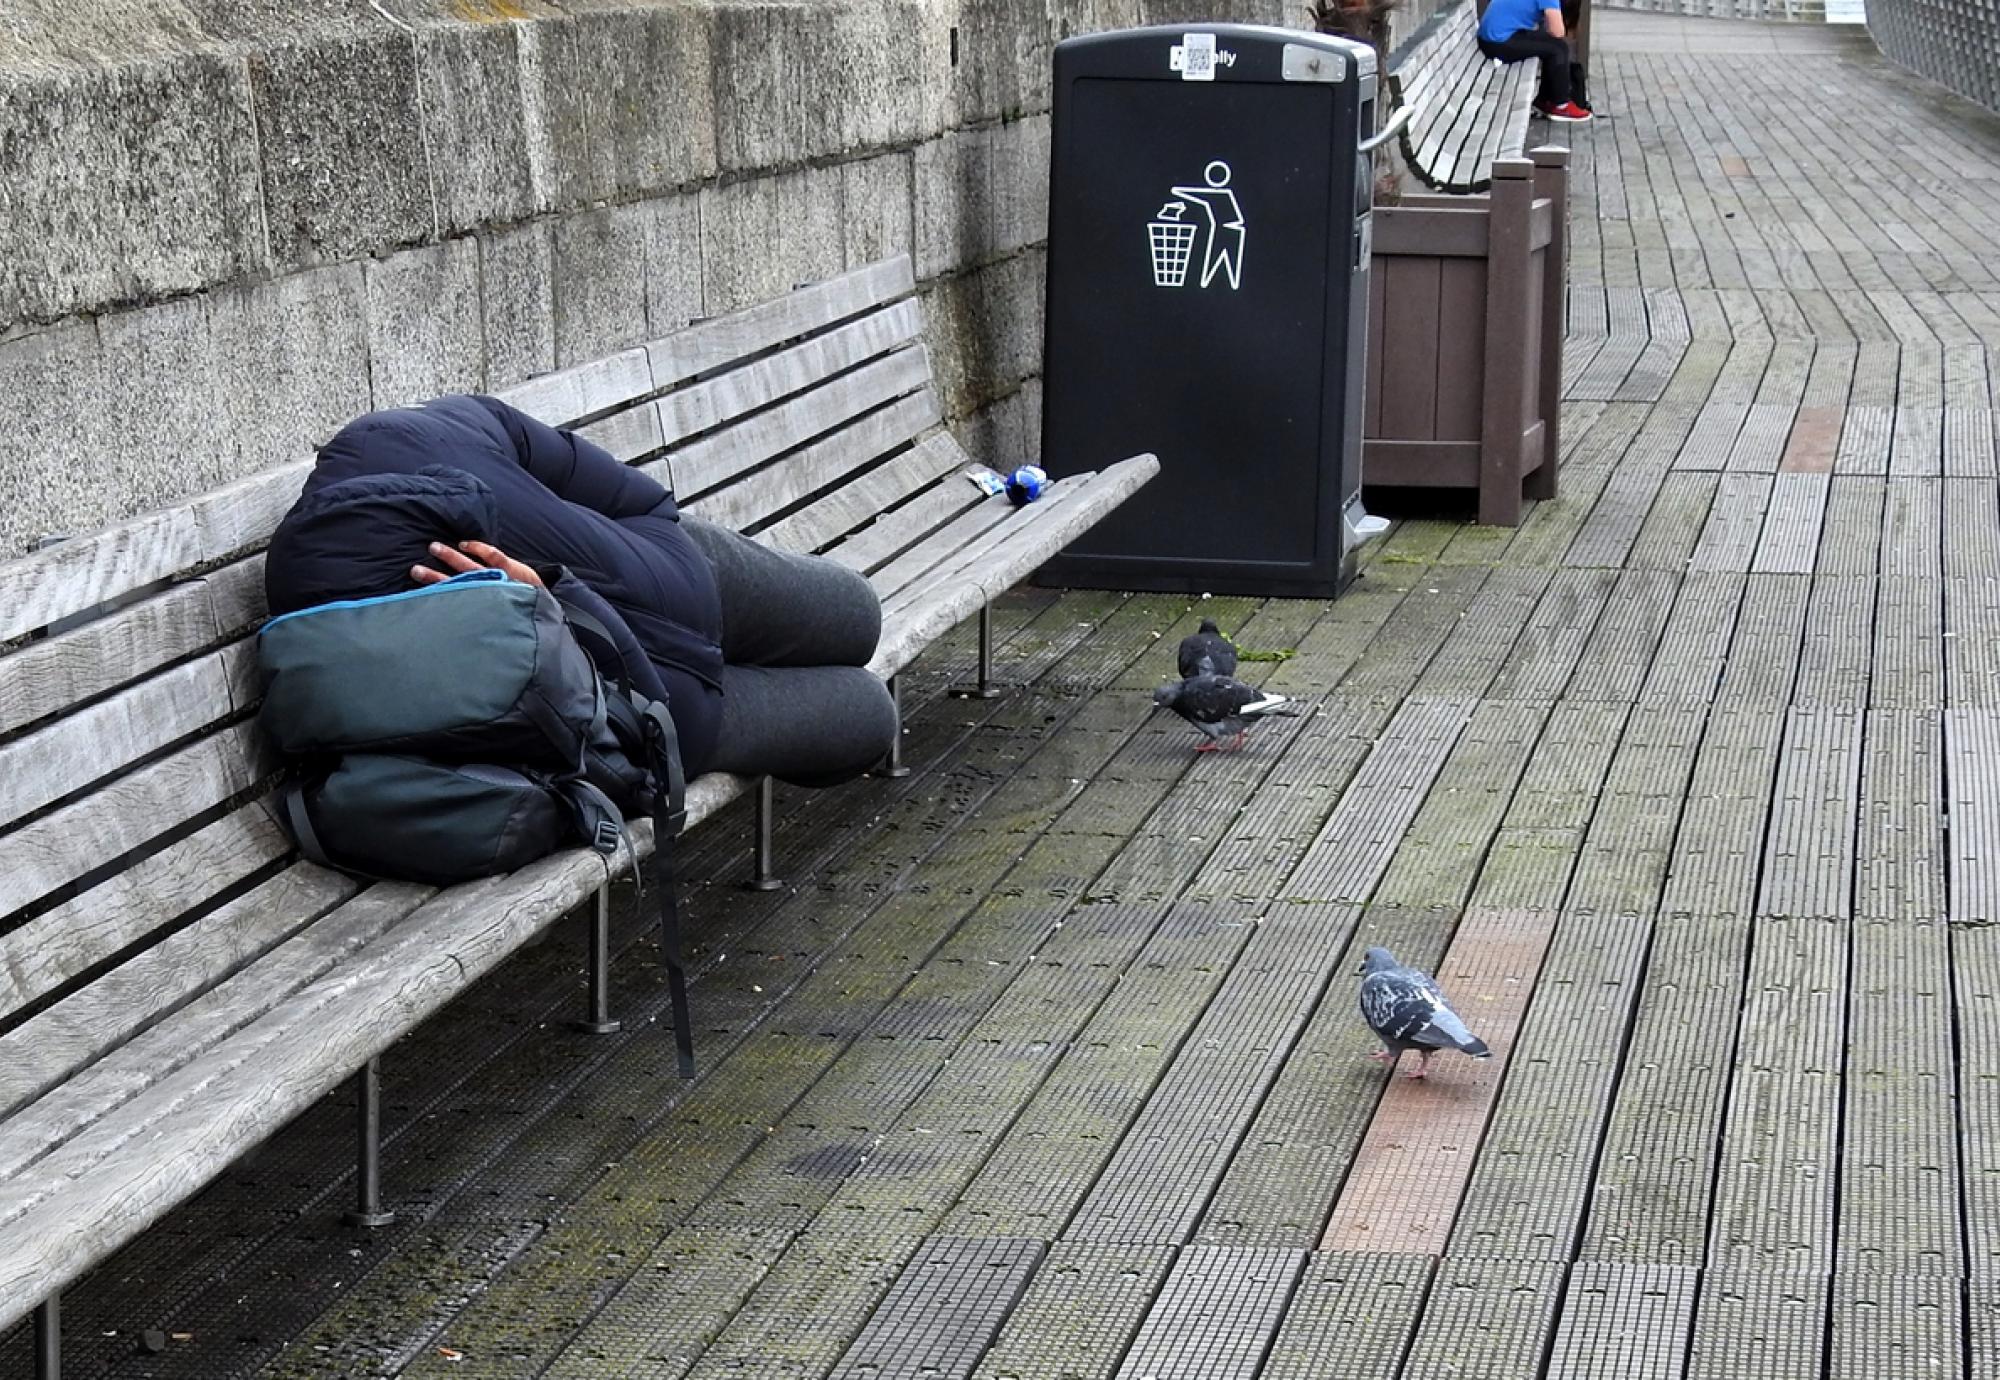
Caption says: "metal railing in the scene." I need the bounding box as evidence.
[1868,0,2000,113]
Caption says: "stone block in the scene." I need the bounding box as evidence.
[952,0,1054,125]
[0,51,265,327]
[989,113,1051,258]
[919,248,1045,419]
[553,204,651,367]
[699,165,848,316]
[479,220,556,392]
[95,295,235,514]
[366,238,485,407]
[642,192,706,338]
[0,323,113,556]
[842,151,916,273]
[415,22,534,235]
[250,30,436,268]
[517,8,716,214]
[707,2,806,174]
[913,127,996,280]
[208,263,372,477]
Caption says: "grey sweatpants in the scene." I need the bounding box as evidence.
[681,517,898,788]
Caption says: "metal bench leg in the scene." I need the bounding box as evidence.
[743,775,783,892]
[573,884,622,1035]
[344,1058,395,1229]
[872,676,912,779]
[35,1296,58,1380]
[951,605,1003,699]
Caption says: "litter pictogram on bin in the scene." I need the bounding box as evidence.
[1146,160,1246,292]
[1149,204,1200,287]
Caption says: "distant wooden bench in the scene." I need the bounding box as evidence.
[0,254,1157,1376]
[1391,1,1539,194]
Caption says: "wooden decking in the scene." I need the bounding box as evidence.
[10,10,2000,1376]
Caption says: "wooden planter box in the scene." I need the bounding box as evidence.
[1363,147,1569,525]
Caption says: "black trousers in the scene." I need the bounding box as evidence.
[1478,31,1574,109]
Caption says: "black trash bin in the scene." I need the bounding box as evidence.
[1035,24,1389,598]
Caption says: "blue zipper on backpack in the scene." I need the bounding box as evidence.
[259,568,512,635]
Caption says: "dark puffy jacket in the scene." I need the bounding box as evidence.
[264,394,725,774]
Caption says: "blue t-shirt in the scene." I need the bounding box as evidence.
[1478,0,1556,42]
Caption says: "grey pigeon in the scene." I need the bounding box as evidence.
[1357,946,1491,1079]
[1151,672,1300,751]
[1177,617,1239,679]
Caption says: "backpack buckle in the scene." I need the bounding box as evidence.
[592,819,623,855]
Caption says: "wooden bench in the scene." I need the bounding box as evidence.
[0,253,1156,1376]
[1390,1,1539,194]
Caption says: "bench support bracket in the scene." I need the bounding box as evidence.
[743,776,783,892]
[35,1296,58,1380]
[572,885,622,1035]
[344,1058,395,1229]
[951,606,1003,700]
[873,676,912,778]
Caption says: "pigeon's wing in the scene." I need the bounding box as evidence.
[1408,998,1491,1057]
[1212,644,1239,676]
[1181,675,1266,724]
[1359,970,1441,1045]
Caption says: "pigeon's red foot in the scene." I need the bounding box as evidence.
[1227,732,1248,751]
[1404,1066,1429,1080]
[1368,1049,1394,1063]
[1194,740,1219,753]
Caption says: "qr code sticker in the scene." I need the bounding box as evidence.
[1173,32,1217,81]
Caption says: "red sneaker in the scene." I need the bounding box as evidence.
[1536,100,1592,122]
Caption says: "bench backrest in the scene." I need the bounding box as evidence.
[0,254,978,1120]
[1393,3,1535,194]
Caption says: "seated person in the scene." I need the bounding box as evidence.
[264,393,898,788]
[1477,0,1592,123]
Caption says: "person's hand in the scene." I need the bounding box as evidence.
[412,540,546,589]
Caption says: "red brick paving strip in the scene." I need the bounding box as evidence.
[1319,908,1558,1254]
[1779,406,1843,473]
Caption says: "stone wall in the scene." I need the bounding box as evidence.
[0,0,1302,556]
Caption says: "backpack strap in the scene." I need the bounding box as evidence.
[557,601,696,1076]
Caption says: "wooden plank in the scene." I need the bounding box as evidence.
[0,557,261,739]
[1685,1271,1827,1380]
[491,346,653,429]
[1322,907,1556,1252]
[654,298,925,450]
[753,428,963,555]
[0,863,359,1123]
[686,390,943,535]
[0,724,273,923]
[0,462,305,646]
[0,641,253,832]
[1260,1252,1433,1379]
[1830,1274,1960,1380]
[659,345,932,499]
[1401,1256,1567,1380]
[1110,1246,1304,1380]
[1546,1262,1698,1380]
[827,1236,1044,1380]
[819,464,990,576]
[968,1243,1175,1379]
[0,804,289,1021]
[0,882,429,1182]
[646,257,916,394]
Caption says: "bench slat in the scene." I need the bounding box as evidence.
[646,257,917,398]
[0,642,255,833]
[0,804,290,1023]
[660,345,933,500]
[0,882,431,1184]
[820,454,991,577]
[754,429,966,556]
[867,456,1161,679]
[0,863,358,1123]
[870,492,1028,601]
[0,465,305,647]
[687,389,943,535]
[0,724,273,923]
[656,298,926,451]
[491,348,654,434]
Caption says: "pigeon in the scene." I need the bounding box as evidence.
[1151,672,1300,751]
[1176,617,1239,679]
[1357,946,1491,1079]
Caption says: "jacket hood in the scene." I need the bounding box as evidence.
[265,465,500,616]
